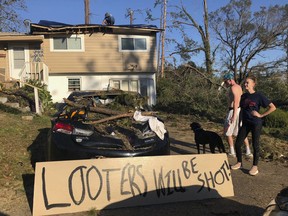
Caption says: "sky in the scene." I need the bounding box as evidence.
[18,0,287,67]
[19,0,286,26]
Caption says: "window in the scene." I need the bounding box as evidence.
[119,36,149,52]
[112,80,120,90]
[110,79,139,92]
[51,35,84,51]
[13,47,25,69]
[122,80,129,91]
[140,79,148,97]
[68,78,81,91]
[130,80,138,92]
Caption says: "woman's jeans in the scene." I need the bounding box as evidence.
[235,122,262,166]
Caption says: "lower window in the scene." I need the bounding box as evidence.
[68,78,81,91]
[110,79,139,92]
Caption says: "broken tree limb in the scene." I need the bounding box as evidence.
[63,98,122,115]
[83,111,158,125]
[85,113,133,124]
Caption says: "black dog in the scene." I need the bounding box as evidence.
[190,122,226,154]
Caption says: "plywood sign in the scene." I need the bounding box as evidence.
[33,154,234,216]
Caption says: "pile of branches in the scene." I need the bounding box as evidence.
[60,93,158,149]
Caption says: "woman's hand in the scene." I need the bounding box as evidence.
[251,110,262,118]
[251,103,276,119]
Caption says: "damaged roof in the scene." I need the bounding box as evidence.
[30,20,162,35]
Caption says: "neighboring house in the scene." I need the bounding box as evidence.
[0,20,161,105]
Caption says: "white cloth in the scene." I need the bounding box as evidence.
[133,111,167,140]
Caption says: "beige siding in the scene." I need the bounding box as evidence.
[0,46,7,81]
[43,33,157,74]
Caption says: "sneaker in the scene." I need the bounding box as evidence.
[228,153,236,158]
[249,166,259,176]
[231,163,242,170]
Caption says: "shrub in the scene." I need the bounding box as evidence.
[0,103,22,114]
[23,79,54,113]
[264,108,288,128]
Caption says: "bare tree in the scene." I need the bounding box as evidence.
[137,0,167,77]
[0,0,26,32]
[160,0,167,78]
[209,0,288,82]
[170,0,213,76]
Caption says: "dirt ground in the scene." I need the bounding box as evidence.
[0,114,287,216]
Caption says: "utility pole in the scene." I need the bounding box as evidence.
[84,0,90,24]
[129,10,134,25]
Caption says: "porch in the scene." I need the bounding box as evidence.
[18,61,49,86]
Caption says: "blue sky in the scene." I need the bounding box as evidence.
[18,0,287,66]
[19,0,286,26]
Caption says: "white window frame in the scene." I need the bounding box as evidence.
[50,34,85,52]
[118,35,149,52]
[68,77,81,92]
[109,79,139,92]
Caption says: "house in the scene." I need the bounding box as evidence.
[0,20,161,105]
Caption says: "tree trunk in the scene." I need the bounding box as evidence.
[63,98,122,115]
[203,0,212,76]
[160,0,167,78]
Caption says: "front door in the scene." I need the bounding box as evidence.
[8,44,29,80]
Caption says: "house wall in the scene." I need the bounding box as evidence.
[42,32,157,73]
[0,41,42,82]
[48,73,156,105]
[0,30,159,106]
[0,45,8,82]
[43,30,158,106]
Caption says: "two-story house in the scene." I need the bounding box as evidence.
[0,20,161,105]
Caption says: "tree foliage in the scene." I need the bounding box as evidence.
[0,0,26,32]
[155,63,226,121]
[154,0,288,129]
[255,74,288,108]
[156,63,288,128]
[209,0,288,83]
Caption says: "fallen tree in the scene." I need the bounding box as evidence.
[63,98,122,116]
[63,97,157,125]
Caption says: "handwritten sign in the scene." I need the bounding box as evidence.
[33,154,234,216]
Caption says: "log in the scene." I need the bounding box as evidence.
[63,98,122,115]
[84,113,133,124]
[84,111,157,124]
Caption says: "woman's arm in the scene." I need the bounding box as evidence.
[251,102,276,118]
